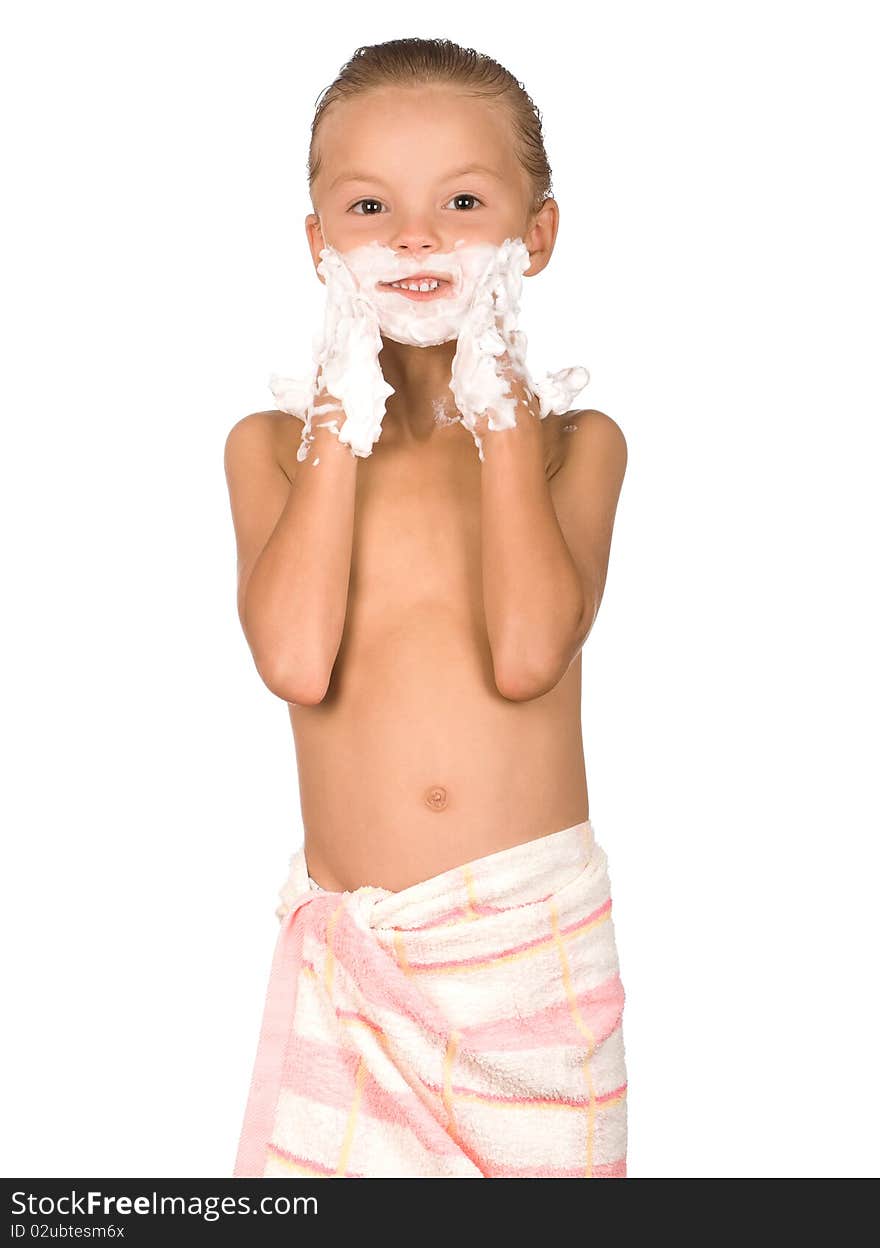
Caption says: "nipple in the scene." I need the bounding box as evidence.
[424,786,448,811]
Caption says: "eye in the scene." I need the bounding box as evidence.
[349,198,385,215]
[444,193,482,210]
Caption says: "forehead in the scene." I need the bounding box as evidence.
[316,85,525,189]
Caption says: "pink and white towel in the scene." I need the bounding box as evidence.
[233,818,628,1178]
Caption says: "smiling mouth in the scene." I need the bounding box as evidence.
[377,275,454,301]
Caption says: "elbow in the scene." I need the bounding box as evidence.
[254,651,331,707]
[493,650,571,703]
[492,596,590,702]
[241,604,334,706]
[266,669,329,707]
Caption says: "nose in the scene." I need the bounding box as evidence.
[387,217,444,255]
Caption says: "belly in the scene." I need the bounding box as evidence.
[287,603,589,892]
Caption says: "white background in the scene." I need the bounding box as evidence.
[2,0,877,1179]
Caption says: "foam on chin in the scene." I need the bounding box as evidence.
[333,238,502,347]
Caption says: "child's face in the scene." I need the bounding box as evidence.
[306,85,556,278]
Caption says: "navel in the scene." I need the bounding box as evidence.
[424,785,448,811]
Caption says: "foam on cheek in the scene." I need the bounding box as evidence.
[268,236,590,462]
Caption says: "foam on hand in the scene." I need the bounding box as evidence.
[447,238,590,462]
[269,247,394,461]
[268,236,590,462]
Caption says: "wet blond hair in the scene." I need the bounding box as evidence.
[308,37,554,220]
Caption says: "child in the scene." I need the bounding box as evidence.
[225,37,629,1179]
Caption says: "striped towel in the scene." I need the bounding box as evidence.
[233,818,627,1178]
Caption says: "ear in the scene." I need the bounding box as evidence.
[304,213,328,283]
[523,197,560,278]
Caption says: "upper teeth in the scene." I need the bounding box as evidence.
[388,279,441,291]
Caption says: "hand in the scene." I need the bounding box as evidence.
[471,304,544,441]
[449,238,591,461]
[269,247,394,461]
[449,240,540,456]
[470,354,544,445]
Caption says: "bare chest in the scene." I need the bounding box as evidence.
[349,439,484,633]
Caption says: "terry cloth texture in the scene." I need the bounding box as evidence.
[233,818,628,1178]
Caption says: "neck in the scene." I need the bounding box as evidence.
[377,336,460,444]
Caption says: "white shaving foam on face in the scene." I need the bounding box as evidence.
[339,238,503,347]
[268,236,590,461]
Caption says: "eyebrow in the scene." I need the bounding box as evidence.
[329,164,505,190]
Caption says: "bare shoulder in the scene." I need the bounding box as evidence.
[541,411,624,484]
[562,407,626,447]
[223,409,301,483]
[553,408,627,474]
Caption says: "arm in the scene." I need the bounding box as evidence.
[480,405,628,702]
[223,410,357,704]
